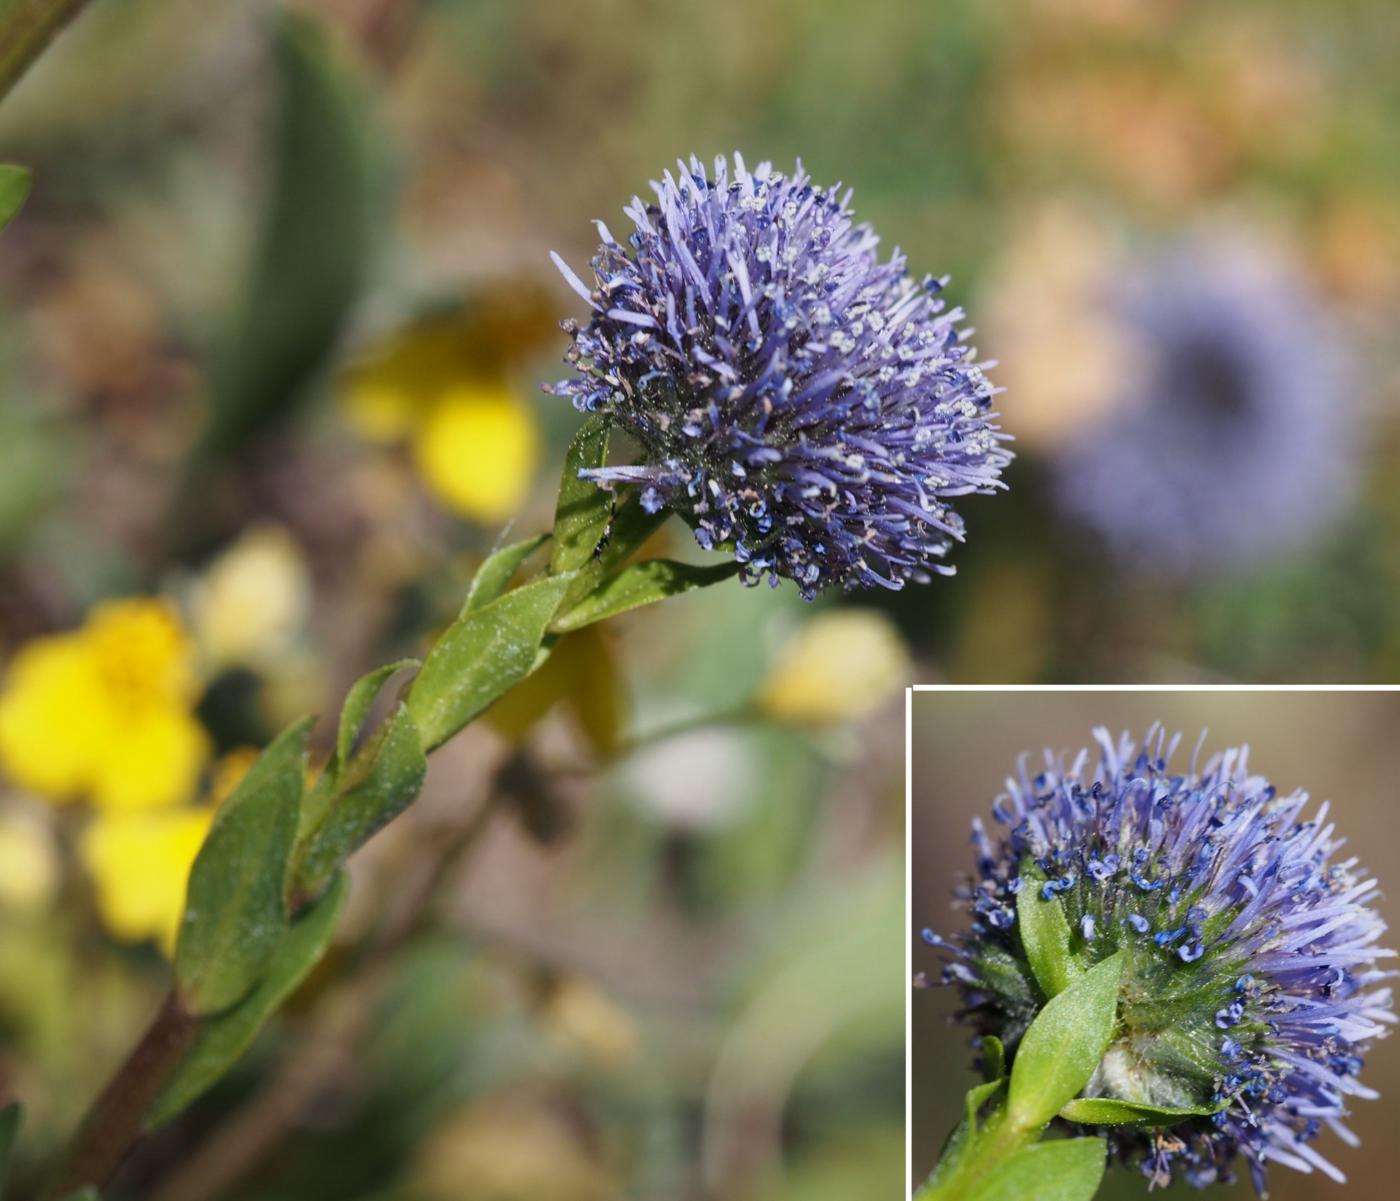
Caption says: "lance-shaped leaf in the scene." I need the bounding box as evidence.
[293,705,426,899]
[197,13,378,457]
[150,873,348,1127]
[407,574,572,751]
[962,1136,1106,1201]
[335,658,418,767]
[1058,1096,1224,1127]
[1006,951,1123,1131]
[463,533,550,615]
[175,718,312,1015]
[0,1102,19,1200]
[552,558,740,633]
[0,165,30,232]
[549,415,611,576]
[1018,863,1080,999]
[981,1034,1006,1083]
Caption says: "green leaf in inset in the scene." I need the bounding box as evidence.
[175,717,312,1015]
[1018,863,1080,999]
[0,1101,20,1200]
[1006,952,1123,1131]
[407,574,572,751]
[549,415,611,576]
[964,1077,1006,1130]
[0,165,30,232]
[294,704,426,898]
[1058,1096,1223,1127]
[150,873,348,1127]
[962,1137,1106,1201]
[198,13,378,457]
[463,533,550,615]
[552,558,740,633]
[981,1035,1006,1083]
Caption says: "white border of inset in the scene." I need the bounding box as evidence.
[903,682,1400,1197]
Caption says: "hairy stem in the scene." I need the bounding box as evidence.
[42,992,199,1198]
[915,1106,1040,1201]
[0,0,93,101]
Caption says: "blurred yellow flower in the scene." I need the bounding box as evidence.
[541,977,638,1067]
[341,316,540,523]
[189,526,312,671]
[0,598,209,810]
[756,609,909,726]
[80,805,212,954]
[0,805,60,910]
[414,385,539,524]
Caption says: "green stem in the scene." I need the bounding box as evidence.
[915,1105,1042,1201]
[0,0,93,101]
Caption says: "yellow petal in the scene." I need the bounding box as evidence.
[189,526,311,670]
[80,806,213,954]
[90,706,210,812]
[85,597,200,708]
[339,319,465,442]
[413,385,539,523]
[0,633,111,802]
[0,805,60,910]
[756,609,909,726]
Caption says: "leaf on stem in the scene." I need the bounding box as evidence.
[463,533,550,615]
[406,574,573,751]
[1006,952,1123,1131]
[1058,1096,1224,1127]
[549,415,611,576]
[962,1136,1106,1201]
[149,873,349,1127]
[294,704,427,898]
[1018,863,1081,999]
[335,658,419,768]
[552,558,740,633]
[0,165,30,232]
[981,1034,1006,1083]
[175,717,312,1015]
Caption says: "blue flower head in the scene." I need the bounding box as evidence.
[549,154,1012,599]
[1052,235,1359,577]
[923,726,1394,1192]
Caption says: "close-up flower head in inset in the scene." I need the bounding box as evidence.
[549,153,1013,599]
[922,725,1394,1193]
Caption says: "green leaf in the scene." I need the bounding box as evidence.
[198,13,378,457]
[150,873,348,1128]
[1018,864,1080,999]
[1006,952,1123,1131]
[0,165,30,231]
[964,1077,1006,1129]
[175,717,312,1015]
[1,1101,20,1200]
[962,1137,1106,1201]
[981,1035,1006,1083]
[335,658,418,767]
[1058,1096,1223,1127]
[406,574,572,751]
[294,704,426,898]
[552,558,740,633]
[549,415,611,576]
[463,533,550,615]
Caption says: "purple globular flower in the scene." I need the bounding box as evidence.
[1051,235,1359,577]
[548,153,1011,599]
[924,725,1394,1192]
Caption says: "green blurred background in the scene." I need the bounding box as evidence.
[911,690,1400,1200]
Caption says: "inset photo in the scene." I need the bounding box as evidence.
[910,690,1398,1201]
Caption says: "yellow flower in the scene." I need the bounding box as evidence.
[340,317,541,524]
[0,598,209,810]
[0,805,60,910]
[756,609,909,726]
[80,805,213,954]
[413,384,539,524]
[189,526,312,671]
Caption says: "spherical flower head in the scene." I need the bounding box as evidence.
[1050,233,1359,577]
[548,154,1011,599]
[923,726,1394,1192]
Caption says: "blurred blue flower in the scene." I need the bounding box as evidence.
[923,725,1394,1192]
[549,154,1011,599]
[1052,236,1359,577]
